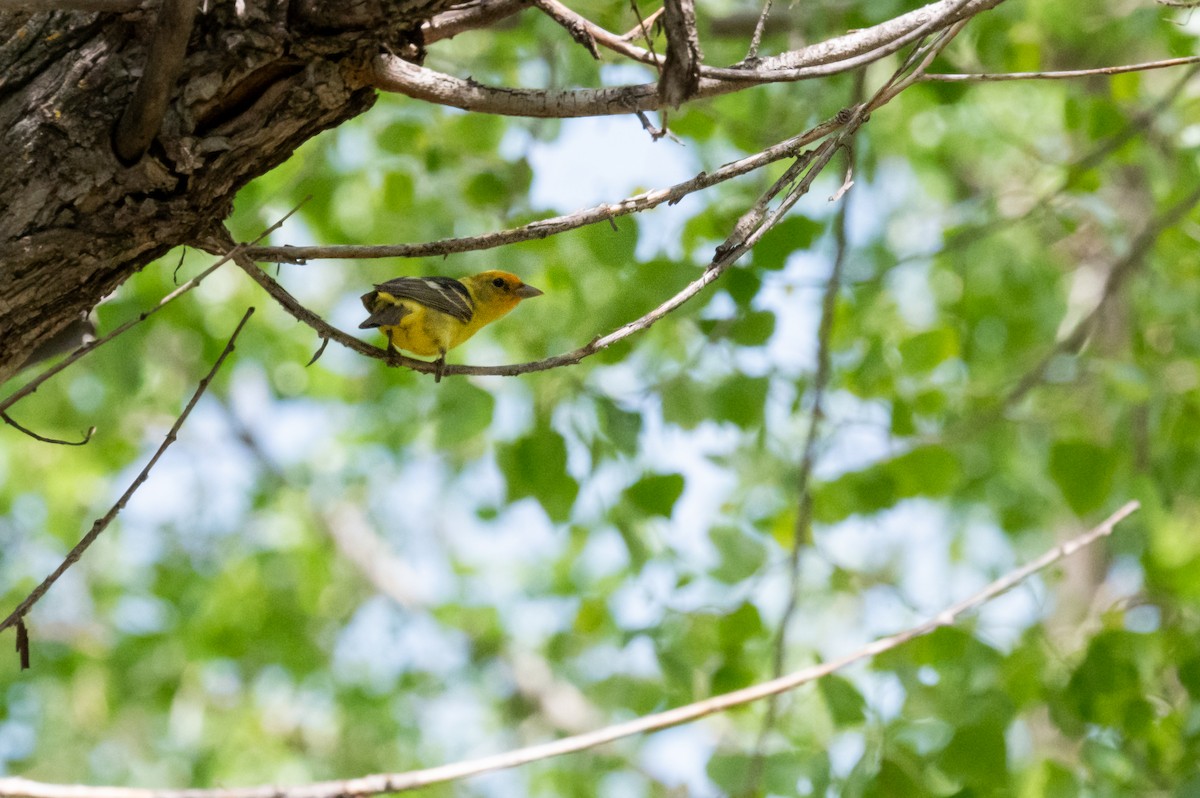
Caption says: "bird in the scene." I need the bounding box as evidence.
[359,270,543,381]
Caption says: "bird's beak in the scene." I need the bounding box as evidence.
[516,283,544,299]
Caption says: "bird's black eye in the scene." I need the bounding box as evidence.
[492,277,506,288]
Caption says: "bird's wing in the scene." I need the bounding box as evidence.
[373,277,475,324]
[358,293,411,329]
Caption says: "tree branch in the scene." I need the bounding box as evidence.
[243,117,844,263]
[920,55,1200,82]
[235,124,851,380]
[0,308,254,647]
[0,501,1139,796]
[373,0,1003,117]
[423,0,530,43]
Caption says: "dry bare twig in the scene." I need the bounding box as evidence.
[0,308,256,661]
[244,117,844,263]
[423,0,530,43]
[921,55,1200,82]
[0,501,1140,795]
[372,0,1000,116]
[235,125,851,380]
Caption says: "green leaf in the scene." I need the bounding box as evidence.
[886,445,961,498]
[754,215,823,270]
[435,380,494,447]
[819,674,866,727]
[497,425,579,522]
[709,526,766,583]
[1049,440,1117,515]
[729,310,776,347]
[899,327,959,372]
[712,375,770,428]
[936,721,1008,790]
[465,171,510,208]
[596,396,642,454]
[625,472,685,518]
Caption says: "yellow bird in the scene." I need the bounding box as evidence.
[359,270,543,381]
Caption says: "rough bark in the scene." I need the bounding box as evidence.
[0,0,443,384]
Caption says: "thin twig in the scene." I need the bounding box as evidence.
[423,0,529,43]
[113,0,198,162]
[745,0,773,60]
[921,55,1200,82]
[619,6,663,40]
[0,308,255,645]
[0,202,306,417]
[744,142,855,796]
[244,119,844,263]
[1,411,94,446]
[0,502,1140,798]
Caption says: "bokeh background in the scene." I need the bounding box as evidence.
[5,1,1200,795]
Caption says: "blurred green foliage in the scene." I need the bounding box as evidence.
[4,1,1200,796]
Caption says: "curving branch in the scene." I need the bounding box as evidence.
[244,116,845,263]
[423,0,530,43]
[0,501,1139,795]
[234,122,849,380]
[374,0,1003,117]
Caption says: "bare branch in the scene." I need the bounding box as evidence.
[0,308,255,645]
[0,501,1139,797]
[113,0,198,162]
[921,55,1200,82]
[745,0,773,60]
[739,0,1000,72]
[244,118,845,263]
[423,0,530,43]
[1,411,94,446]
[373,0,1005,116]
[236,122,852,380]
[0,202,305,416]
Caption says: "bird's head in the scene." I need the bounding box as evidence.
[465,270,544,321]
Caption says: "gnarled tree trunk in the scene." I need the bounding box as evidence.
[0,0,437,383]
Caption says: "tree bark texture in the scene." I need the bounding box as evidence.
[0,0,443,383]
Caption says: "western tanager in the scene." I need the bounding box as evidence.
[359,270,543,381]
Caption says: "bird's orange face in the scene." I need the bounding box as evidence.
[467,270,544,318]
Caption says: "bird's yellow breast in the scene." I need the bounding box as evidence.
[376,296,483,357]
